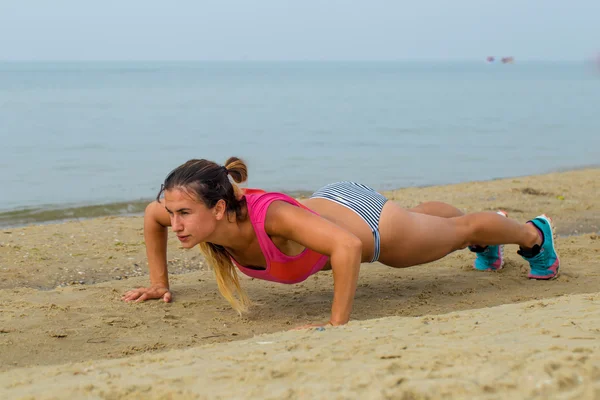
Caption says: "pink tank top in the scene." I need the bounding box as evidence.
[230,189,329,284]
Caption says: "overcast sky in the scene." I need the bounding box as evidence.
[0,0,598,61]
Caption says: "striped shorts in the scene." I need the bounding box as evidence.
[310,181,388,262]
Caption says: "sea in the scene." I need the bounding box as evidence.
[1,61,599,227]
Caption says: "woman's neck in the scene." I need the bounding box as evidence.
[208,212,255,254]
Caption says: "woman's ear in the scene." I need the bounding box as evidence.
[214,199,227,220]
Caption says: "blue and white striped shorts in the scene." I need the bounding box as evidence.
[310,181,388,263]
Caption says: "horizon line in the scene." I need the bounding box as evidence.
[0,58,590,63]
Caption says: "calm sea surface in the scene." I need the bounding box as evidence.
[1,61,599,226]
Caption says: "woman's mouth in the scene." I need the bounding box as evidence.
[177,235,191,242]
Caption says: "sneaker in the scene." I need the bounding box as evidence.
[517,214,560,280]
[469,210,508,271]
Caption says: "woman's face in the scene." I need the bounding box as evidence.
[163,188,219,249]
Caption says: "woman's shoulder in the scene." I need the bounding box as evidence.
[243,189,304,220]
[243,188,296,203]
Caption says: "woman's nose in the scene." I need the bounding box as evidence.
[171,215,183,231]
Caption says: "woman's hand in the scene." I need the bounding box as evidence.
[121,286,172,303]
[293,321,335,330]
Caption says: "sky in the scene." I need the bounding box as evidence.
[0,0,598,61]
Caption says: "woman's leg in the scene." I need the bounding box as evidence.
[377,202,540,268]
[408,201,465,218]
[408,201,487,251]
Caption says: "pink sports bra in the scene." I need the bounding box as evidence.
[230,189,329,284]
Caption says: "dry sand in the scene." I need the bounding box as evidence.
[3,294,600,399]
[1,168,599,399]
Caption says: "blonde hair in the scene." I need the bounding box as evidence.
[159,156,251,314]
[197,242,250,314]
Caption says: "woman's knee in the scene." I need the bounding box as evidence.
[449,216,477,250]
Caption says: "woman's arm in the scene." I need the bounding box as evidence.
[122,200,173,303]
[144,200,171,288]
[265,201,363,325]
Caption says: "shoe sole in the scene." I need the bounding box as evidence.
[528,213,560,280]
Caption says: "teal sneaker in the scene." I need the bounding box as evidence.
[471,244,504,271]
[517,214,560,280]
[469,210,507,271]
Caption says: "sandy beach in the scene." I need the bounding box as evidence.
[1,168,599,399]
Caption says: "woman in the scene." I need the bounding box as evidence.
[122,157,559,327]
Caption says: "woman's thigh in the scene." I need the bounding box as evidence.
[377,201,467,268]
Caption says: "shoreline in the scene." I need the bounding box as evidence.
[2,165,599,229]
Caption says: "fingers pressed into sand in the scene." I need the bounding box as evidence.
[292,321,331,330]
[121,291,140,302]
[134,293,149,303]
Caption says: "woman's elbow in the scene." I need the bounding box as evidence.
[340,235,362,257]
[145,201,170,227]
[144,201,159,222]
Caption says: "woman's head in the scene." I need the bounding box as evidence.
[157,157,248,248]
[157,157,251,314]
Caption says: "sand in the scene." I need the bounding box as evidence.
[1,168,599,399]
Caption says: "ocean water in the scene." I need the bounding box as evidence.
[1,61,599,226]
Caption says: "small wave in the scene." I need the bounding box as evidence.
[0,200,151,229]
